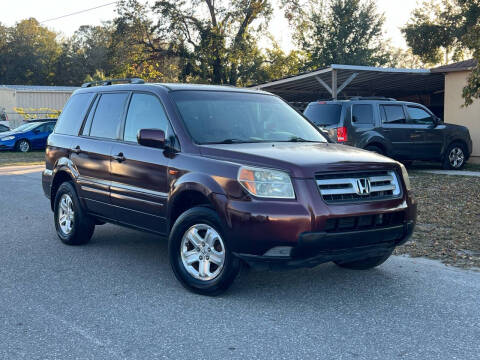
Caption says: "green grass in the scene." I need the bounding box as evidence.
[0,151,45,167]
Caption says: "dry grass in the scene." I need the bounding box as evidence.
[395,171,480,269]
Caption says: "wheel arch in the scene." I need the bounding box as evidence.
[443,139,470,160]
[167,172,229,233]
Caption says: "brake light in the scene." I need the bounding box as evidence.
[337,126,347,142]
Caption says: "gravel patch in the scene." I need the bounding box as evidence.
[395,171,480,269]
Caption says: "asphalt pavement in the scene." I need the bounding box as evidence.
[0,166,479,360]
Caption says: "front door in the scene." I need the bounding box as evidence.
[379,104,418,159]
[31,122,55,149]
[405,105,444,160]
[109,92,171,234]
[71,92,130,218]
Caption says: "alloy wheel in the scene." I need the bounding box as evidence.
[58,194,75,235]
[180,224,225,281]
[19,140,30,152]
[449,147,464,168]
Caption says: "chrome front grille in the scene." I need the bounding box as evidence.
[315,170,401,203]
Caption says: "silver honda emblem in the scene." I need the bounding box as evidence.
[355,178,371,195]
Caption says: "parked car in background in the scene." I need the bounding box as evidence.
[42,81,416,295]
[0,123,9,133]
[303,97,473,170]
[0,120,56,152]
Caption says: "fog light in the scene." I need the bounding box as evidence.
[263,246,293,257]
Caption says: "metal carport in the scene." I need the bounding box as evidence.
[253,64,445,114]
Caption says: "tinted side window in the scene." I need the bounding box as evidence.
[123,93,168,142]
[352,104,374,124]
[89,93,129,139]
[55,93,95,135]
[381,105,406,124]
[407,106,434,125]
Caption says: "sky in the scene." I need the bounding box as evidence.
[1,0,420,50]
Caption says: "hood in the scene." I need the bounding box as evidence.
[199,142,399,178]
[0,130,17,137]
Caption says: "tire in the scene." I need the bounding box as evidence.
[54,181,95,245]
[334,249,393,270]
[364,145,384,155]
[443,142,466,170]
[168,206,241,296]
[16,139,30,153]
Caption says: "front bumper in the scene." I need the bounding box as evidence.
[0,140,15,150]
[234,221,415,269]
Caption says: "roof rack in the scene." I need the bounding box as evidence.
[81,78,145,88]
[349,96,396,101]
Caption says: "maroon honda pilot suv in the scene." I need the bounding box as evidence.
[42,80,416,295]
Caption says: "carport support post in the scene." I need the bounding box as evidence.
[332,69,338,100]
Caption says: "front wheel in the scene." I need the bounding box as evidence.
[168,207,241,296]
[443,143,466,170]
[334,250,393,270]
[16,139,30,152]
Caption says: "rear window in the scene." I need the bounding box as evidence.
[381,105,406,124]
[55,93,95,135]
[352,104,374,124]
[304,104,342,126]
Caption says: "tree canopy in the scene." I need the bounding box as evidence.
[402,0,480,105]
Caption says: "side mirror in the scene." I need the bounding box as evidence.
[137,129,166,149]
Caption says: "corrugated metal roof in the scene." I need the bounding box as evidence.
[0,85,78,92]
[431,59,477,73]
[252,64,444,103]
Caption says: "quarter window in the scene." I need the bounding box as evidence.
[381,105,406,124]
[406,106,434,125]
[352,104,374,124]
[55,93,95,135]
[123,93,169,143]
[89,93,129,139]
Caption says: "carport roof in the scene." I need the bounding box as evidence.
[252,64,445,103]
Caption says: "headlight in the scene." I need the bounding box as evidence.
[1,136,14,141]
[399,163,411,191]
[238,166,295,199]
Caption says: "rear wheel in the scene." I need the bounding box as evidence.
[364,145,384,155]
[334,249,393,270]
[16,139,30,153]
[54,182,95,245]
[443,143,466,170]
[168,207,241,296]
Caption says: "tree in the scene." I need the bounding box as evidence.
[287,0,390,71]
[0,18,62,85]
[116,0,273,85]
[402,0,480,105]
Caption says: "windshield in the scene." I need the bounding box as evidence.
[171,91,327,144]
[304,103,342,126]
[13,123,38,132]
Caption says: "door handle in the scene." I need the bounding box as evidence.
[113,153,126,162]
[71,146,81,154]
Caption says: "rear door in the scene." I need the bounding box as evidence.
[71,92,129,217]
[405,105,443,160]
[109,92,171,234]
[379,104,417,159]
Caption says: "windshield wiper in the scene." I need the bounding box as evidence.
[284,136,317,143]
[206,138,248,144]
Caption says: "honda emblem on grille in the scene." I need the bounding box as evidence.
[355,178,371,195]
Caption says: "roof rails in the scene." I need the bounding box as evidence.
[81,78,145,88]
[349,96,396,101]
